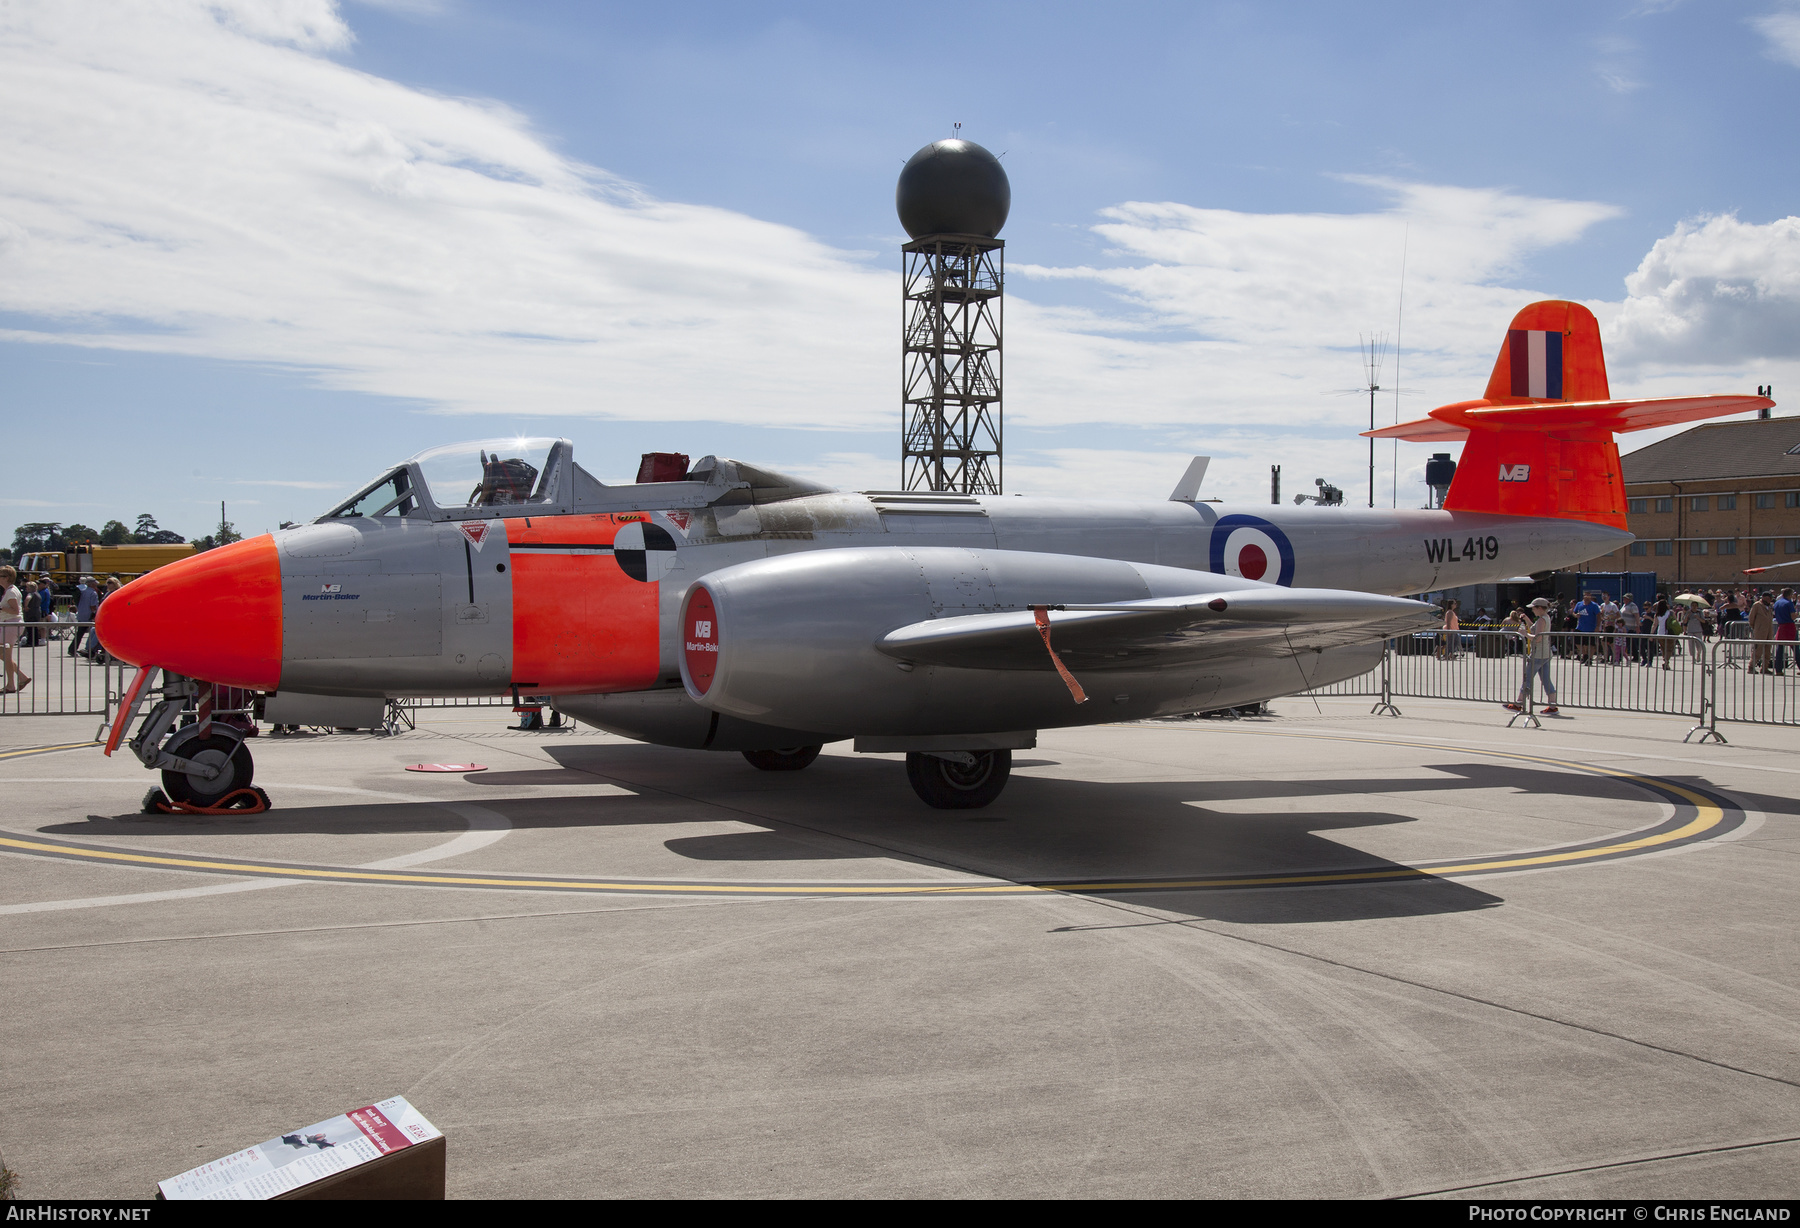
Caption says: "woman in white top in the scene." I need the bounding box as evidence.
[0,565,29,694]
[1683,604,1707,661]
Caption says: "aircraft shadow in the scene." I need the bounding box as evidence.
[42,742,1709,925]
[528,742,1678,923]
[1654,777,1799,819]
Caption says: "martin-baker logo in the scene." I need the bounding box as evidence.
[1499,464,1531,482]
[303,583,361,601]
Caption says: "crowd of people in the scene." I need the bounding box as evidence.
[0,568,126,693]
[1429,586,1798,714]
[1442,587,1797,671]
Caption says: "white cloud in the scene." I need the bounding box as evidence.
[202,0,350,48]
[229,478,345,489]
[1594,36,1644,93]
[0,1,1782,512]
[761,451,896,493]
[1610,214,1800,365]
[1751,10,1800,67]
[1008,178,1624,459]
[0,0,895,429]
[1023,178,1619,343]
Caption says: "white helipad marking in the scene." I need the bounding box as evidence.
[0,793,512,914]
[0,878,297,913]
[360,802,511,870]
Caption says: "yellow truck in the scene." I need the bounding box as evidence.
[19,543,198,585]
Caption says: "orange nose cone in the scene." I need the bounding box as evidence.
[96,535,283,689]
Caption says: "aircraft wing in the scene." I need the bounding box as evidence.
[875,587,1438,672]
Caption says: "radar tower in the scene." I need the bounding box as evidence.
[896,137,1010,493]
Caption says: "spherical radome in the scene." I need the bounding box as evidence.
[896,139,1010,239]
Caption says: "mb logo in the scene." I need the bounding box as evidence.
[1499,464,1531,482]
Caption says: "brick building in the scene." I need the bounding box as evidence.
[1583,415,1800,586]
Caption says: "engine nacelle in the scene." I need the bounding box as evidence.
[678,546,1241,737]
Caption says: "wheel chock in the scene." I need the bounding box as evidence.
[143,786,272,816]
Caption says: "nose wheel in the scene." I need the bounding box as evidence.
[905,750,1010,810]
[160,732,256,807]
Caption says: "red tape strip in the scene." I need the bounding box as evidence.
[1032,606,1089,704]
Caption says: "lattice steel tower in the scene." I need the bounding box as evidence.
[896,139,1011,493]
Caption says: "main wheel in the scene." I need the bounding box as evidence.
[161,732,255,807]
[742,745,822,772]
[905,750,1010,810]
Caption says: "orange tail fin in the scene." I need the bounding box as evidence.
[1365,300,1773,530]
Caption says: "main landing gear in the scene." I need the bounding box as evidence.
[905,750,1011,810]
[741,745,822,772]
[737,743,1012,809]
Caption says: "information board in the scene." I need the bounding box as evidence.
[158,1096,441,1200]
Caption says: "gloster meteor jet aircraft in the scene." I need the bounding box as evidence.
[98,302,1770,808]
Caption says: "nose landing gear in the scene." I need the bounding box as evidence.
[160,729,256,806]
[106,669,265,812]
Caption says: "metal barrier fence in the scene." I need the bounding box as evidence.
[1709,634,1799,731]
[0,622,124,716]
[1386,630,1709,715]
[1307,629,1797,740]
[6,623,1793,741]
[1296,663,1382,697]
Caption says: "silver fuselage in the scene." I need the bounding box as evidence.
[264,479,1625,745]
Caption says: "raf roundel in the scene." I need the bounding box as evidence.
[613,521,679,582]
[1208,515,1296,587]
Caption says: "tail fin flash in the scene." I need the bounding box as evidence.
[1366,300,1773,530]
[1483,299,1609,404]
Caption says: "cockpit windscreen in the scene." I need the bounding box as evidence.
[326,469,416,519]
[411,438,559,510]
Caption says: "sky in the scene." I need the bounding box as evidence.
[3,0,1799,540]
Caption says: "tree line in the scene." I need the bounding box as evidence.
[7,513,242,564]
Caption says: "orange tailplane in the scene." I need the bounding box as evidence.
[1365,301,1772,530]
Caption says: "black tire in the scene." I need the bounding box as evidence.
[742,745,822,772]
[161,733,255,807]
[905,750,1011,810]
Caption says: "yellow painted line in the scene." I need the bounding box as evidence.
[0,742,100,760]
[1036,738,1729,891]
[0,835,1043,895]
[0,733,1737,896]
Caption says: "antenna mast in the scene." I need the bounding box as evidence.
[1393,228,1408,508]
[1359,333,1389,508]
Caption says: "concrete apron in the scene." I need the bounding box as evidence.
[0,698,1795,1199]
